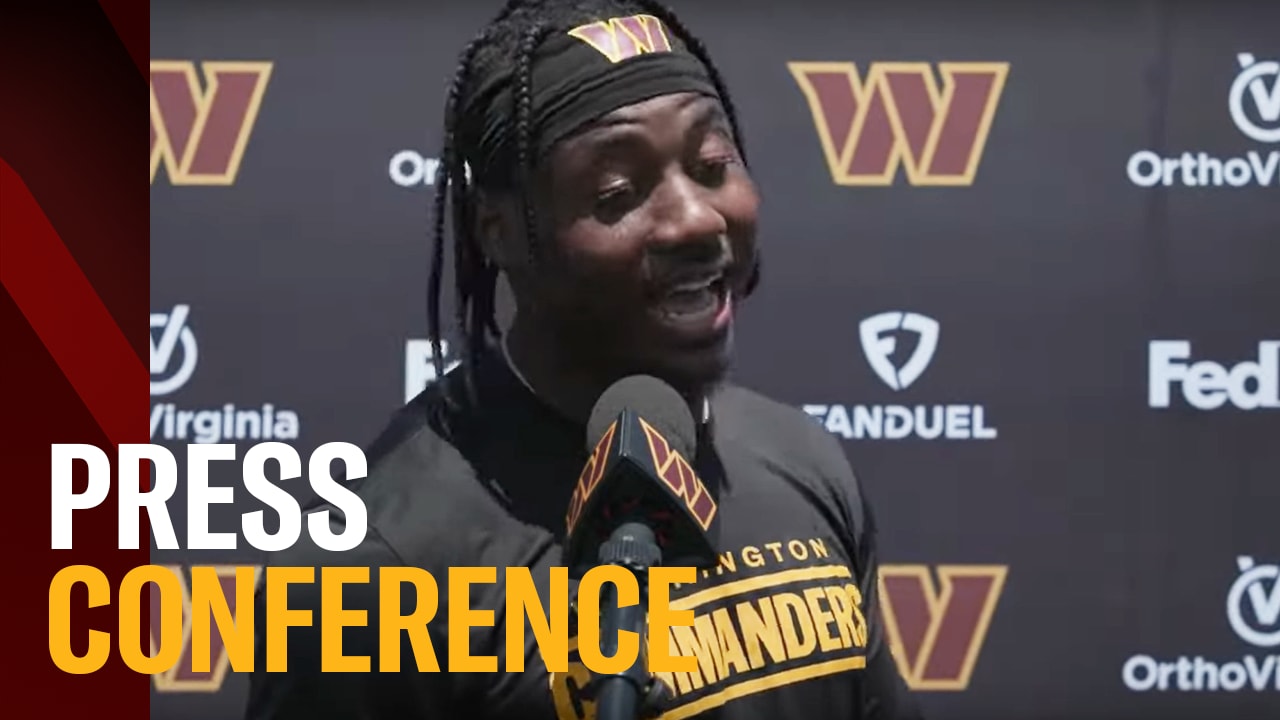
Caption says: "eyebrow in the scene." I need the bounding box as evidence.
[688,100,731,136]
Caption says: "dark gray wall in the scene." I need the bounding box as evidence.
[149,1,1280,718]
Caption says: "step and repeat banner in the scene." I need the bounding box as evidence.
[149,1,1279,718]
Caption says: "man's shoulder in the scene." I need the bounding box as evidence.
[713,383,873,548]
[266,389,502,572]
[713,382,839,459]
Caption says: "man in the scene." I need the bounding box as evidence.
[245,1,923,718]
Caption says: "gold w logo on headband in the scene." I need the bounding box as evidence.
[567,14,673,63]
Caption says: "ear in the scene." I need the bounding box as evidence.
[473,187,524,273]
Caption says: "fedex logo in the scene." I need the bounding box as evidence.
[1149,340,1279,410]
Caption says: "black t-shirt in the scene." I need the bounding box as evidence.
[244,348,923,719]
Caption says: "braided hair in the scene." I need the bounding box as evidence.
[428,0,751,411]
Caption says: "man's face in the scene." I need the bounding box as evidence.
[518,91,760,393]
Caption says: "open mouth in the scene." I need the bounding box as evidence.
[656,272,729,323]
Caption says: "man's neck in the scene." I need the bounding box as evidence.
[503,317,709,426]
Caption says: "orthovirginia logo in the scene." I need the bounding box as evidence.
[389,150,442,187]
[150,304,198,397]
[1230,557,1280,648]
[150,60,272,186]
[804,311,998,440]
[788,61,1009,186]
[1123,556,1280,692]
[150,304,299,443]
[1127,53,1279,188]
[1231,53,1280,143]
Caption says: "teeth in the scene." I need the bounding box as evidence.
[668,276,719,294]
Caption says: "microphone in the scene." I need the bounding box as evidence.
[562,376,721,720]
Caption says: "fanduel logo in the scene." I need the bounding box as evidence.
[1148,340,1280,410]
[1127,53,1280,188]
[860,312,938,390]
[1123,556,1280,692]
[149,305,300,443]
[405,339,460,403]
[804,312,997,440]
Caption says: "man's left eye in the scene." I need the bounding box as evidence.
[692,157,733,185]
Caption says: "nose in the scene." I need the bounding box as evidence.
[647,171,728,255]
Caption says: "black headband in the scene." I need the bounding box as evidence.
[460,13,720,182]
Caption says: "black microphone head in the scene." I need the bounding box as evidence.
[565,375,718,573]
[586,375,697,460]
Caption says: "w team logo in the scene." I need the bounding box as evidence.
[1230,53,1280,143]
[150,60,272,185]
[879,565,1007,690]
[1229,556,1280,648]
[788,61,1009,186]
[859,312,939,392]
[567,14,672,63]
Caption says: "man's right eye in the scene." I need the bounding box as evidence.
[594,183,637,219]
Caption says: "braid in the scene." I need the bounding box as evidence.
[515,23,552,264]
[428,0,533,409]
[429,32,490,410]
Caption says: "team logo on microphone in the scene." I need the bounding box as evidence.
[565,420,618,535]
[638,417,716,529]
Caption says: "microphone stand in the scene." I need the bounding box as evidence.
[589,521,671,720]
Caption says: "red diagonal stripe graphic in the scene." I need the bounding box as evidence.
[0,158,144,445]
[95,0,146,76]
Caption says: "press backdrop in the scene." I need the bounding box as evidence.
[148,1,1280,718]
